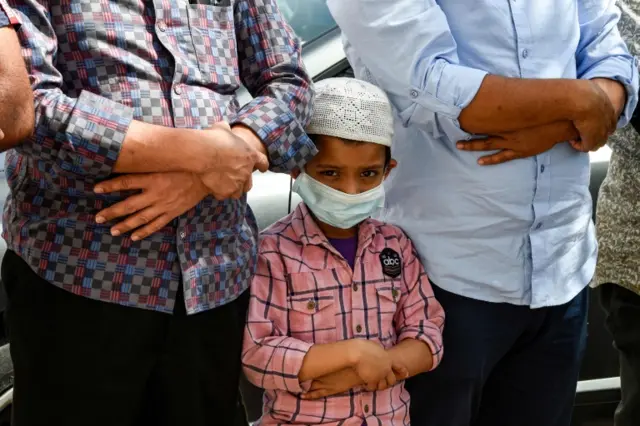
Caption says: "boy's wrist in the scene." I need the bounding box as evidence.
[345,339,365,367]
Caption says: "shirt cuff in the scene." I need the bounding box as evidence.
[398,328,443,372]
[398,62,488,142]
[233,97,317,173]
[61,91,133,178]
[581,56,640,128]
[272,339,314,394]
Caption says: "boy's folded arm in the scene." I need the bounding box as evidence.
[394,232,446,372]
[386,339,434,377]
[298,340,361,382]
[242,241,316,394]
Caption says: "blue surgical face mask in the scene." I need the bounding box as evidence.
[292,172,385,229]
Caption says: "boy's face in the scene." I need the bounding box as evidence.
[298,135,397,194]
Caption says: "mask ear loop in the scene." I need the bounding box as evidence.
[287,175,293,214]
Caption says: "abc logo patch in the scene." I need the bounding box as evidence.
[380,248,402,278]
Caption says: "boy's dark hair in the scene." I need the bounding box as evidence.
[310,134,392,168]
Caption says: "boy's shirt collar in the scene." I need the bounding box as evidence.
[292,203,377,254]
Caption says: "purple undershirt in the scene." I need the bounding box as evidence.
[328,236,358,269]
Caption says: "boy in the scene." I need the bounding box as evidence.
[242,78,445,425]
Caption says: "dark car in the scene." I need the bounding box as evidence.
[0,1,623,425]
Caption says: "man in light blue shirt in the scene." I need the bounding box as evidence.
[327,1,639,425]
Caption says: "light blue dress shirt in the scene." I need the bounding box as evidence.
[327,0,639,308]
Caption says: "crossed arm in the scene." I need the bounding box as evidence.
[327,0,637,164]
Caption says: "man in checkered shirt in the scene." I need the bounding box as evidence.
[0,0,316,425]
[0,0,32,148]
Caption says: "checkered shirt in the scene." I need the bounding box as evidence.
[0,0,18,27]
[242,203,445,425]
[2,0,317,314]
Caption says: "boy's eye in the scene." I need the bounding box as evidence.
[320,170,339,177]
[361,170,379,178]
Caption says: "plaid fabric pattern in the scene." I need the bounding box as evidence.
[242,204,445,425]
[2,0,316,314]
[0,0,18,26]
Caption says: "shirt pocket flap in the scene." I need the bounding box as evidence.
[288,294,335,315]
[375,284,401,304]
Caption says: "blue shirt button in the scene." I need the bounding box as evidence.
[410,89,419,98]
[540,165,545,173]
[522,49,529,58]
[535,222,543,230]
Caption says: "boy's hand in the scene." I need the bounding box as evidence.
[351,340,407,389]
[301,368,362,400]
[366,364,409,392]
[301,362,409,400]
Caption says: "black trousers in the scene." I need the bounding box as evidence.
[406,284,588,426]
[2,250,249,426]
[601,283,640,426]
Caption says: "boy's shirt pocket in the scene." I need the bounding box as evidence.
[286,270,341,344]
[369,282,402,348]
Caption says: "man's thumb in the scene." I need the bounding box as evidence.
[255,153,269,173]
[0,128,4,140]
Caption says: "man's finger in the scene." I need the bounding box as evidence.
[477,150,519,166]
[456,137,506,152]
[94,174,152,194]
[109,206,161,237]
[0,128,4,140]
[242,175,254,194]
[131,214,172,241]
[95,193,153,224]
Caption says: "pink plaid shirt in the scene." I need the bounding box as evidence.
[242,203,445,425]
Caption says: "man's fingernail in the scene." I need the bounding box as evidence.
[111,229,121,237]
[478,159,485,165]
[94,187,104,194]
[132,235,140,242]
[456,143,463,149]
[95,216,105,224]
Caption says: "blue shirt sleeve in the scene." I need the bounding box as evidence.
[326,0,487,144]
[576,0,639,128]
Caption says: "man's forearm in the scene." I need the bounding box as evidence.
[387,339,433,378]
[0,28,34,149]
[459,75,590,135]
[114,121,216,174]
[592,78,626,119]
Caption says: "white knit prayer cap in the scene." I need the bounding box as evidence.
[306,77,394,147]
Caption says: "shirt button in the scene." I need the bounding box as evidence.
[157,21,167,32]
[364,404,370,413]
[179,231,186,239]
[540,165,545,173]
[535,223,543,230]
[522,49,529,59]
[307,300,316,311]
[353,283,358,292]
[356,324,362,333]
[410,89,419,98]
[392,288,399,300]
[174,85,182,95]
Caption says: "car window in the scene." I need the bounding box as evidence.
[276,0,336,45]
